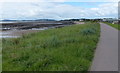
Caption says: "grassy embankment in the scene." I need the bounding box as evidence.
[0,38,2,72]
[104,22,120,30]
[3,22,100,71]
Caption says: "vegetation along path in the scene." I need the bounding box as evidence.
[3,22,100,71]
[90,23,118,71]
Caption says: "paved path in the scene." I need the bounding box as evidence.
[90,23,118,71]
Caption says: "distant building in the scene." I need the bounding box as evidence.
[102,18,118,24]
[112,21,118,24]
[79,19,84,21]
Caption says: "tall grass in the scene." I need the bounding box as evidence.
[0,38,2,72]
[104,22,120,30]
[2,22,100,71]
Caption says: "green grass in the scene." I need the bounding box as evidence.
[104,22,120,30]
[0,38,2,72]
[2,22,100,71]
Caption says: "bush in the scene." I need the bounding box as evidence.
[41,36,60,48]
[80,28,96,35]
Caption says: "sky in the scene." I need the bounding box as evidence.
[0,0,119,20]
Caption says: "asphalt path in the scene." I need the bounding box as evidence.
[90,23,118,71]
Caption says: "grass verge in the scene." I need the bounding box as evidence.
[0,38,2,72]
[2,22,100,71]
[104,22,120,30]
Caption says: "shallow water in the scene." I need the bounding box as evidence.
[0,27,55,38]
[1,29,43,38]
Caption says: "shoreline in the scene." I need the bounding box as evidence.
[1,21,85,38]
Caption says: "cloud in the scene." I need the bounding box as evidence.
[0,0,119,2]
[90,3,118,17]
[0,2,118,20]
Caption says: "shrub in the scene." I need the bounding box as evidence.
[80,28,96,35]
[41,36,60,48]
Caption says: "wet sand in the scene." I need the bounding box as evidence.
[1,21,75,38]
[1,25,71,38]
[1,30,40,38]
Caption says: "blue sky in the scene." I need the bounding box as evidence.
[0,2,118,20]
[62,2,105,8]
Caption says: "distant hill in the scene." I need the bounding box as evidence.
[35,19,56,21]
[1,19,17,22]
[1,19,56,22]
